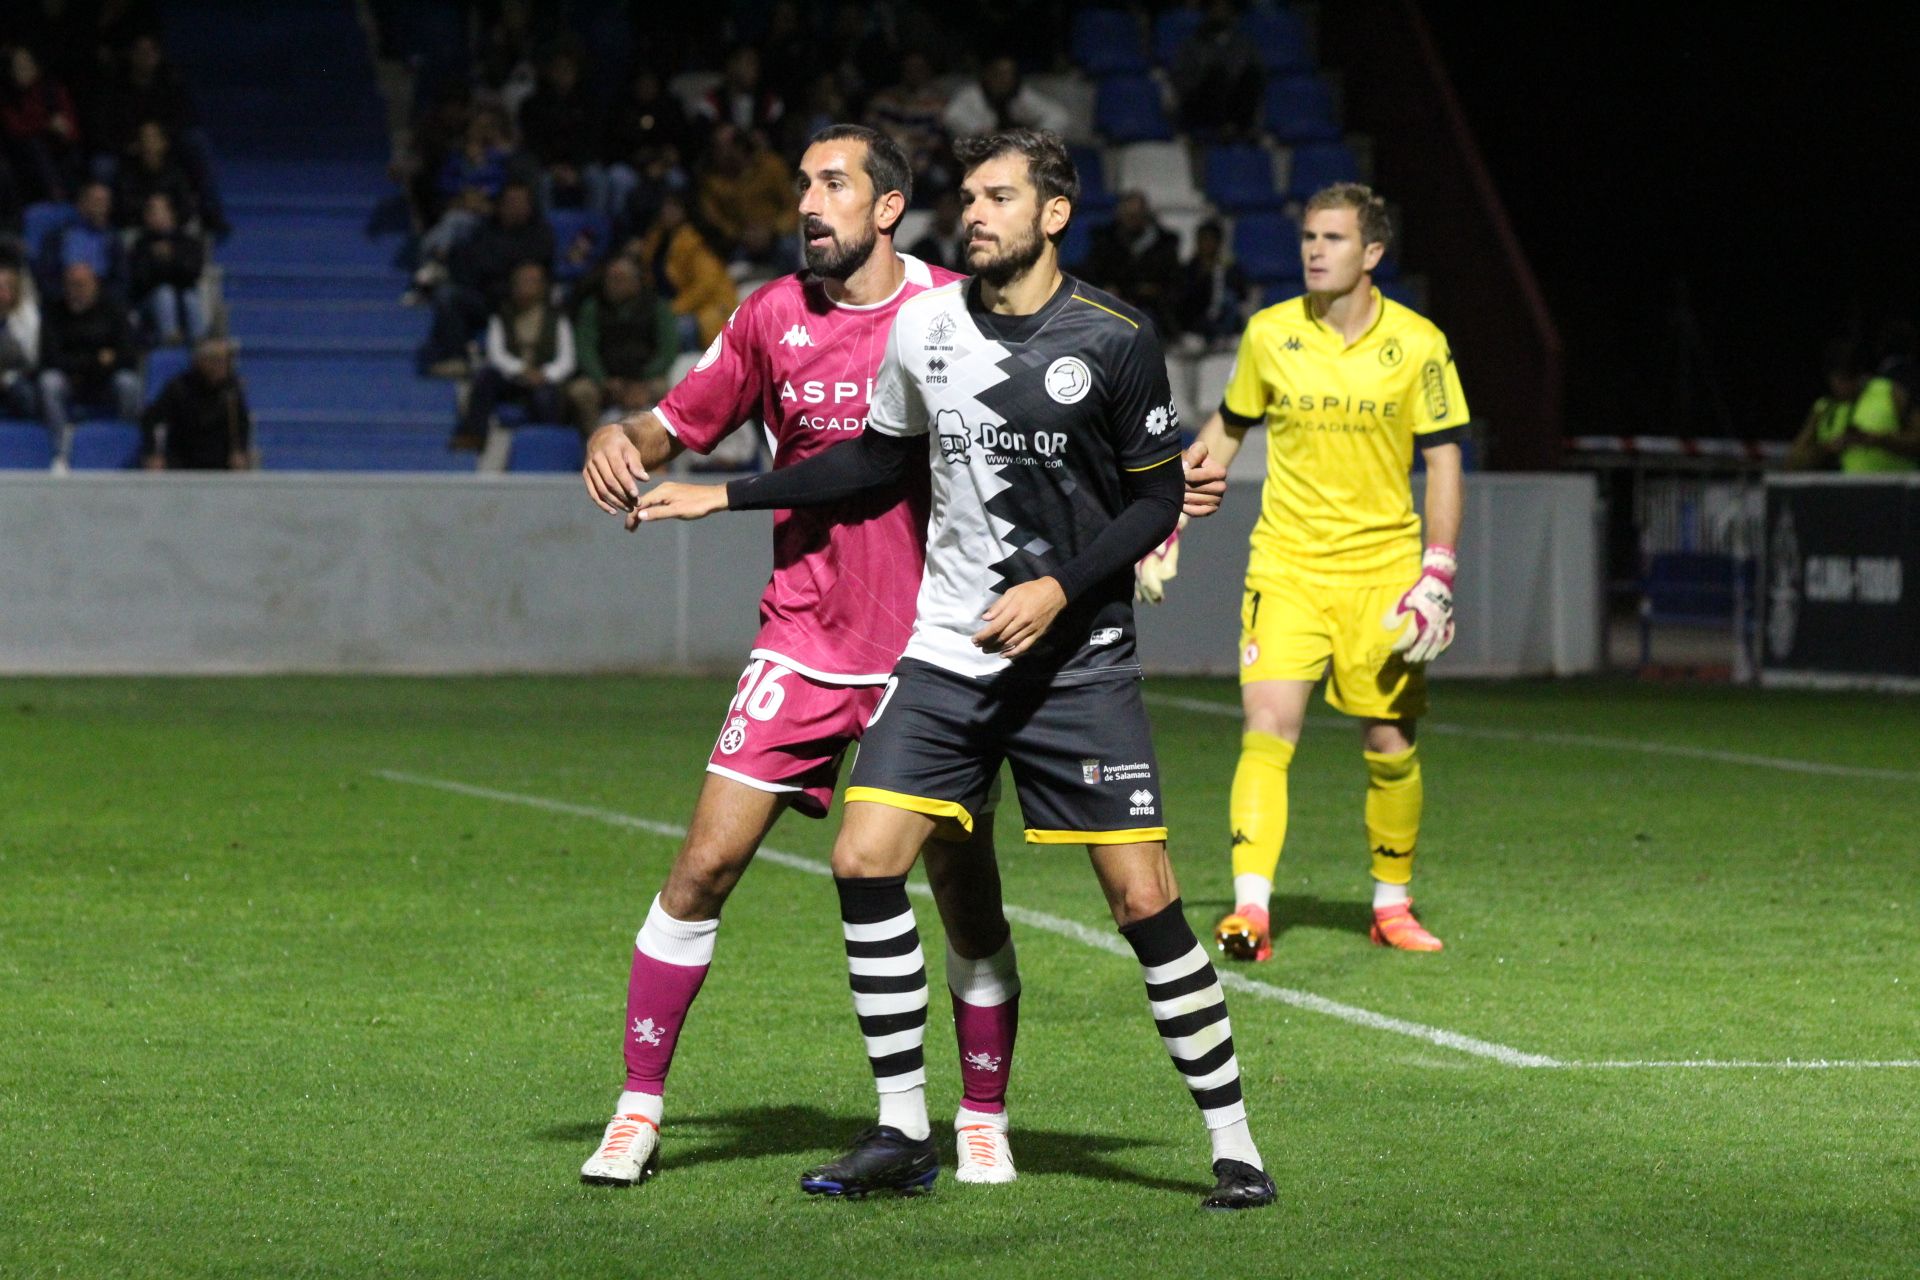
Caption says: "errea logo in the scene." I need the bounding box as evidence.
[779,325,814,347]
[1128,789,1156,816]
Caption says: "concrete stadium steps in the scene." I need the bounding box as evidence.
[254,411,470,473]
[222,265,406,304]
[227,300,423,345]
[243,353,452,415]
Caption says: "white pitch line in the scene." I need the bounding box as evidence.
[1145,694,1920,784]
[374,770,1920,1072]
[374,769,1555,1067]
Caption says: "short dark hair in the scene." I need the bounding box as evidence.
[1304,182,1393,253]
[807,123,913,235]
[953,128,1079,207]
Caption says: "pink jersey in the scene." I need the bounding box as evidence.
[654,254,962,683]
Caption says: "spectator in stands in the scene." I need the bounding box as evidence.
[1170,0,1264,140]
[93,35,226,236]
[453,260,575,451]
[1174,218,1251,348]
[37,262,139,453]
[0,262,39,417]
[129,191,205,345]
[1,46,83,202]
[413,105,520,279]
[401,76,474,231]
[695,123,797,270]
[758,1,820,114]
[517,47,608,216]
[564,254,677,432]
[139,336,252,470]
[696,45,784,142]
[1786,338,1920,472]
[112,119,198,228]
[605,68,690,220]
[40,180,122,294]
[419,180,554,376]
[0,151,20,235]
[905,187,965,272]
[1081,191,1183,337]
[941,55,1071,138]
[867,50,953,204]
[634,191,734,348]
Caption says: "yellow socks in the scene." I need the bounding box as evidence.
[1364,744,1422,885]
[1228,731,1295,896]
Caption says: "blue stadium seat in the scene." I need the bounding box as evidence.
[1240,8,1313,72]
[67,422,143,470]
[1232,212,1303,286]
[0,420,52,469]
[1203,144,1284,212]
[507,424,586,473]
[1152,8,1204,65]
[1094,75,1173,143]
[23,202,77,260]
[1069,146,1115,212]
[1262,74,1341,142]
[1285,141,1361,199]
[144,347,192,400]
[1071,9,1148,75]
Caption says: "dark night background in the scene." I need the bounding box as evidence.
[1429,5,1920,443]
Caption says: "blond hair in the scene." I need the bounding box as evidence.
[1303,182,1393,253]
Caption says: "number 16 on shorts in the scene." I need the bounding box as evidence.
[718,659,792,755]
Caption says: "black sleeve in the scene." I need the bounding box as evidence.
[139,377,177,456]
[723,429,918,511]
[1049,452,1183,603]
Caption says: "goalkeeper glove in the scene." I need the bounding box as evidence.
[1134,515,1189,604]
[1382,545,1456,664]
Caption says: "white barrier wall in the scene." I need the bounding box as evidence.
[0,472,1600,676]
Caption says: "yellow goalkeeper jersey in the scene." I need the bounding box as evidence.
[1220,288,1470,585]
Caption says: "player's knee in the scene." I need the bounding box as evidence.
[660,844,748,919]
[1105,876,1177,928]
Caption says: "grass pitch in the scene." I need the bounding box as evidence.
[2,675,1916,1277]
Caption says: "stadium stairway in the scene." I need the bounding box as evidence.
[164,0,470,472]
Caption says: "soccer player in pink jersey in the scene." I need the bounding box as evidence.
[576,125,1022,1190]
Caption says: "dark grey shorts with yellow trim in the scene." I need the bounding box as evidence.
[845,658,1169,846]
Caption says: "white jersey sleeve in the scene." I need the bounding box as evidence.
[866,306,927,439]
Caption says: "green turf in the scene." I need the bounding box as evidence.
[2,676,1916,1278]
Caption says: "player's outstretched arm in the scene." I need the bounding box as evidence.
[583,412,684,514]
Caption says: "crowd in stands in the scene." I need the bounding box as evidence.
[0,9,243,471]
[382,0,1310,451]
[1787,326,1920,474]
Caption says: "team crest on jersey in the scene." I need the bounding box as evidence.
[1243,641,1260,667]
[925,313,956,347]
[1380,337,1405,368]
[1080,758,1102,784]
[1045,356,1091,404]
[694,331,724,372]
[718,715,749,755]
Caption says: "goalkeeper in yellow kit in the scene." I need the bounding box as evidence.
[1191,183,1468,958]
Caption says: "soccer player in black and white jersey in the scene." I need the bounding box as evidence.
[635,129,1274,1211]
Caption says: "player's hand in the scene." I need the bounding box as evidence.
[1135,514,1188,604]
[630,481,728,527]
[1181,440,1227,518]
[1382,546,1457,664]
[973,577,1067,658]
[582,423,650,515]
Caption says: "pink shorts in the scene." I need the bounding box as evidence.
[705,657,886,819]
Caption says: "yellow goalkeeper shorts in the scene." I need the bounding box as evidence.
[1238,572,1428,721]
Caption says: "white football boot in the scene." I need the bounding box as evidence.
[580,1113,660,1186]
[953,1107,1015,1184]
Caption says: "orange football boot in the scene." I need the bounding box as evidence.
[1214,904,1272,962]
[1370,900,1443,951]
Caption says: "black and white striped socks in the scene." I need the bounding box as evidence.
[1122,898,1262,1169]
[836,875,931,1140]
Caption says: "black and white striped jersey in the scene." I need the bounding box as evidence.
[869,275,1183,683]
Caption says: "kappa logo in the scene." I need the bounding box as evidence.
[631,1017,664,1046]
[1283,336,1304,352]
[1371,844,1412,862]
[963,1050,1003,1073]
[1229,829,1253,848]
[1080,758,1102,785]
[926,313,957,345]
[779,324,814,347]
[1045,356,1092,404]
[718,714,749,755]
[1128,789,1156,816]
